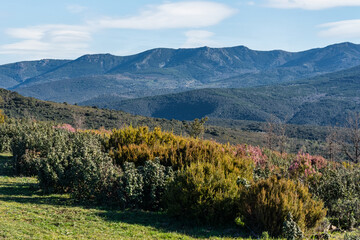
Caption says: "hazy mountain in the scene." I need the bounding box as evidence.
[3,42,360,103]
[80,64,360,126]
[0,59,70,89]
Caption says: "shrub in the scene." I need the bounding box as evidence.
[7,120,69,176]
[0,109,6,124]
[309,165,360,229]
[117,160,174,210]
[289,152,327,180]
[240,176,326,237]
[106,126,254,172]
[37,131,116,197]
[344,233,360,240]
[282,213,304,240]
[165,158,253,224]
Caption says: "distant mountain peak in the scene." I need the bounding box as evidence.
[2,42,360,103]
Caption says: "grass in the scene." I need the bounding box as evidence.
[0,153,250,240]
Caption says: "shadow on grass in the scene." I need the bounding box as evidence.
[97,210,249,239]
[0,155,250,239]
[0,154,14,176]
[0,182,39,196]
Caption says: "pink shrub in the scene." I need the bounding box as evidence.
[53,123,76,133]
[289,152,327,178]
[235,144,268,168]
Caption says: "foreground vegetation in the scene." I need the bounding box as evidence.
[0,155,250,239]
[1,169,359,239]
[2,116,360,239]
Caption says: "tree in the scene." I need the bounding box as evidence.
[341,112,360,163]
[264,115,288,153]
[325,126,340,162]
[72,113,85,129]
[184,117,208,138]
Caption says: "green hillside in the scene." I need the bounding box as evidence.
[0,88,334,155]
[0,88,268,147]
[81,64,360,126]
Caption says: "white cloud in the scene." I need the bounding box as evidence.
[318,19,360,38]
[2,40,51,51]
[0,25,91,57]
[182,30,216,48]
[265,0,360,10]
[0,1,234,60]
[93,1,235,30]
[6,28,44,40]
[67,4,87,14]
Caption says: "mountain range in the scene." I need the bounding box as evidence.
[2,42,360,104]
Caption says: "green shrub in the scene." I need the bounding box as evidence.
[261,231,270,240]
[344,233,360,240]
[240,176,326,237]
[282,213,304,240]
[118,160,174,210]
[139,159,175,210]
[37,132,116,197]
[6,120,68,176]
[119,162,144,208]
[165,159,252,224]
[308,164,360,229]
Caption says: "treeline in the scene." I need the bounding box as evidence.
[1,116,360,239]
[263,112,360,163]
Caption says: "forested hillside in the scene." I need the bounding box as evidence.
[82,64,360,126]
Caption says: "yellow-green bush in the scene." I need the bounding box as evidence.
[0,109,6,124]
[165,158,253,224]
[240,176,326,237]
[106,126,250,171]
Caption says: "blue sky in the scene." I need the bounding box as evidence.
[0,0,360,64]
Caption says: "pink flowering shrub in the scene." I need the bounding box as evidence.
[289,152,327,178]
[235,144,329,181]
[236,144,268,169]
[53,123,76,133]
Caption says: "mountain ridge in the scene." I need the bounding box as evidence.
[2,42,360,103]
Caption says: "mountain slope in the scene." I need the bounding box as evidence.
[0,88,338,155]
[0,59,70,89]
[0,88,272,146]
[7,42,360,103]
[80,64,360,126]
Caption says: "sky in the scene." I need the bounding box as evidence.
[0,0,360,64]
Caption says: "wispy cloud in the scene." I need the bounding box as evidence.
[0,1,235,59]
[265,0,360,10]
[318,19,360,38]
[93,1,235,29]
[0,25,91,58]
[67,4,87,14]
[182,30,216,48]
